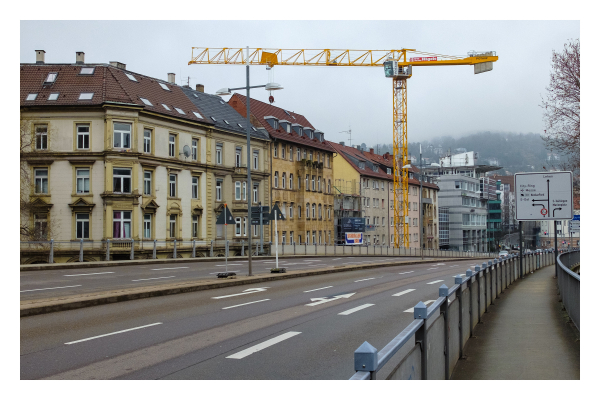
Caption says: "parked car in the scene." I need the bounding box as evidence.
[499,250,509,257]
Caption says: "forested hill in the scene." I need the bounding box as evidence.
[369,132,557,175]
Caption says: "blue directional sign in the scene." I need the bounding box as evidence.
[573,215,580,221]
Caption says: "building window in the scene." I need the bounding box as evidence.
[76,169,90,194]
[306,203,310,219]
[274,172,279,188]
[216,179,222,201]
[298,205,302,218]
[297,147,300,161]
[289,174,293,190]
[35,125,48,150]
[243,182,247,201]
[253,150,259,170]
[75,213,89,239]
[282,173,286,189]
[235,217,242,236]
[318,204,322,219]
[169,174,177,197]
[328,207,331,219]
[144,171,152,195]
[169,214,177,238]
[305,175,309,191]
[113,211,131,238]
[143,214,152,238]
[143,129,151,153]
[318,177,321,192]
[77,124,89,150]
[192,139,198,161]
[274,144,278,158]
[113,122,131,149]
[169,134,176,157]
[289,204,294,218]
[298,175,301,190]
[282,145,286,160]
[253,184,258,203]
[34,168,48,194]
[235,146,242,167]
[111,168,132,195]
[235,181,241,200]
[309,151,313,161]
[312,175,315,191]
[34,213,48,239]
[328,180,331,193]
[312,203,316,219]
[192,177,199,199]
[306,231,309,244]
[253,224,259,237]
[216,143,223,164]
[312,231,316,244]
[303,149,307,160]
[192,215,199,238]
[282,231,286,245]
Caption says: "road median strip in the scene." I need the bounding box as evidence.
[20,257,484,317]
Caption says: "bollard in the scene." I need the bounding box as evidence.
[79,238,84,262]
[354,341,378,380]
[210,240,214,257]
[173,239,177,259]
[106,239,110,261]
[49,239,54,264]
[439,284,450,380]
[455,275,464,359]
[131,238,135,260]
[414,301,428,379]
[192,239,196,258]
[153,239,157,259]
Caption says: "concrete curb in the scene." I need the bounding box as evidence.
[20,257,484,317]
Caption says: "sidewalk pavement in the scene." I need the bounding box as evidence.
[452,263,580,380]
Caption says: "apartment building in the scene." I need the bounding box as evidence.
[228,94,334,245]
[20,51,271,263]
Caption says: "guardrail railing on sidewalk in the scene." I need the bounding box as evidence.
[350,250,554,380]
[557,250,580,331]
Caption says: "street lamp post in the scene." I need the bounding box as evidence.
[217,47,283,277]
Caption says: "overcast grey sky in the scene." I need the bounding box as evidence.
[20,20,579,146]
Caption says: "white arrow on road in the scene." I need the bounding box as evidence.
[211,287,269,299]
[305,293,355,306]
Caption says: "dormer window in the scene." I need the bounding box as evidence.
[373,165,379,172]
[264,116,279,130]
[44,72,58,83]
[359,162,365,170]
[387,168,392,175]
[159,82,170,91]
[125,73,138,82]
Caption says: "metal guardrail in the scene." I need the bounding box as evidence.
[350,250,554,380]
[557,250,580,331]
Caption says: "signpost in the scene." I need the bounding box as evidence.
[270,204,285,273]
[515,172,573,277]
[251,203,270,254]
[215,204,235,277]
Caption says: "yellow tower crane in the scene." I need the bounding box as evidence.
[189,48,498,248]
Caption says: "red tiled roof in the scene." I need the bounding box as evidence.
[20,64,211,125]
[228,93,332,152]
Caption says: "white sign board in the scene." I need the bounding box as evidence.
[515,172,573,221]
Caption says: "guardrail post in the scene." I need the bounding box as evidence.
[173,239,177,259]
[192,239,196,258]
[105,239,110,261]
[489,260,494,305]
[494,259,499,301]
[354,341,378,380]
[482,262,488,313]
[79,238,84,262]
[455,275,464,359]
[439,284,450,380]
[153,240,157,259]
[210,240,214,257]
[474,264,481,323]
[49,239,54,264]
[466,269,473,337]
[414,301,428,379]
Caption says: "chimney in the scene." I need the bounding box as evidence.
[369,148,374,154]
[76,52,85,64]
[339,141,345,146]
[168,73,175,84]
[110,61,126,69]
[196,84,204,93]
[35,50,45,64]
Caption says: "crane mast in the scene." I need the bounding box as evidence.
[190,48,498,249]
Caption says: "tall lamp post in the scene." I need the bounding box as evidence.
[217,47,283,277]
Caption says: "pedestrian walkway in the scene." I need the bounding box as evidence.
[452,263,580,380]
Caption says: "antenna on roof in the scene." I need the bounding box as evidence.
[339,126,352,147]
[181,76,195,87]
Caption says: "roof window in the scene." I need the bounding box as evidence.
[174,107,186,115]
[125,73,138,82]
[193,112,203,119]
[220,101,225,105]
[140,97,153,106]
[44,72,58,83]
[237,123,243,128]
[359,162,365,170]
[161,104,170,110]
[224,120,230,125]
[79,92,94,100]
[210,116,217,122]
[193,93,198,98]
[26,93,38,101]
[252,127,257,132]
[48,93,59,101]
[79,67,95,75]
[159,82,170,91]
[284,110,290,116]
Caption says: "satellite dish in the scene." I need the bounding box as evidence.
[180,145,191,158]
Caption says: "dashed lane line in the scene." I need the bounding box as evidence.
[226,332,302,359]
[21,285,82,293]
[222,299,270,310]
[151,267,189,271]
[338,304,375,316]
[131,276,176,282]
[392,289,416,297]
[65,323,162,345]
[398,271,414,275]
[427,280,445,285]
[303,286,333,293]
[64,272,115,277]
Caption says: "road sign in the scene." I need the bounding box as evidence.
[573,214,580,221]
[569,220,580,232]
[251,206,269,215]
[251,218,270,225]
[515,172,573,221]
[215,205,235,225]
[270,204,286,221]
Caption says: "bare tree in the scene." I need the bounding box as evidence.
[541,39,580,173]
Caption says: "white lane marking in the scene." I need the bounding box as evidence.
[303,286,333,293]
[332,258,342,260]
[312,264,328,267]
[151,267,189,271]
[427,267,438,270]
[209,271,239,274]
[306,293,355,306]
[354,277,380,282]
[21,285,82,293]
[392,289,416,297]
[64,272,114,277]
[226,331,302,359]
[131,276,175,282]
[459,274,466,276]
[450,265,458,268]
[65,323,162,345]
[436,263,446,266]
[338,303,375,316]
[427,280,445,285]
[404,300,436,313]
[215,263,243,266]
[399,271,414,275]
[222,299,270,309]
[212,288,269,299]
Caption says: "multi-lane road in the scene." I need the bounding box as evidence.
[20,257,488,380]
